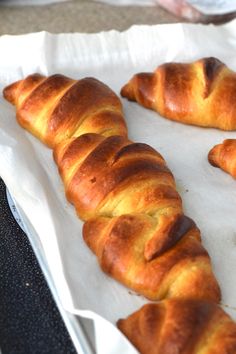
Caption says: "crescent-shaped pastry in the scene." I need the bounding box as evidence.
[3,74,127,147]
[118,299,236,354]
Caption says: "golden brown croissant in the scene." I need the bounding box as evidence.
[208,139,236,178]
[54,133,220,302]
[121,57,236,130]
[117,299,236,354]
[3,74,127,147]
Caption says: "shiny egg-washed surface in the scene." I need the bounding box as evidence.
[118,299,236,354]
[54,133,220,302]
[3,74,127,148]
[4,73,221,303]
[121,57,236,130]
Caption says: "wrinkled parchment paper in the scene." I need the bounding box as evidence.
[1,21,236,353]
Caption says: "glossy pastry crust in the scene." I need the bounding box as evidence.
[121,57,236,130]
[208,139,236,178]
[3,74,127,147]
[54,133,220,302]
[117,299,236,354]
[4,74,221,302]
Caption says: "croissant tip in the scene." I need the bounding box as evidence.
[3,80,21,105]
[208,145,220,167]
[120,83,130,98]
[116,319,123,329]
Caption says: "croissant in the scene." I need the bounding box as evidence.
[208,139,236,178]
[3,74,127,147]
[54,133,220,302]
[121,57,236,130]
[117,299,236,354]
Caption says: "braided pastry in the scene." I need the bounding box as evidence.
[117,299,236,354]
[54,133,220,302]
[209,139,236,178]
[121,57,236,130]
[4,74,220,302]
[3,74,127,147]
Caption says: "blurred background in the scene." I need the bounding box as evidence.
[0,0,236,36]
[0,0,179,35]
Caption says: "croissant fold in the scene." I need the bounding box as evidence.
[54,133,221,302]
[3,74,127,147]
[118,299,236,354]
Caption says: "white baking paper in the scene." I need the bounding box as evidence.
[1,21,236,353]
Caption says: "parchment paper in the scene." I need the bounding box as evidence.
[1,21,236,353]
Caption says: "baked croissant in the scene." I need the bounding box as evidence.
[3,74,127,147]
[54,133,220,302]
[117,299,236,354]
[208,139,236,178]
[121,57,236,130]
